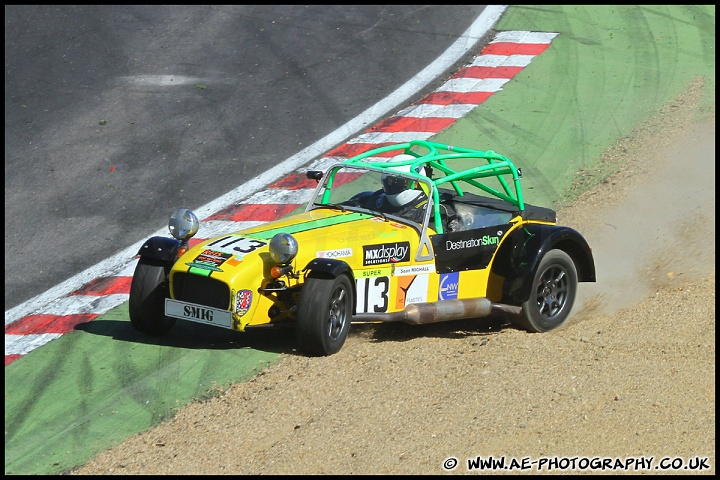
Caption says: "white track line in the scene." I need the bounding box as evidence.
[5,5,507,326]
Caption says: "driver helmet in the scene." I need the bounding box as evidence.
[382,154,426,207]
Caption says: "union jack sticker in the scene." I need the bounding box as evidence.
[235,289,253,317]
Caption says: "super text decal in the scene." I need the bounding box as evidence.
[362,242,411,266]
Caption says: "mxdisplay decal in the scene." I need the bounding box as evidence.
[355,275,390,313]
[316,248,352,259]
[362,241,411,266]
[431,226,507,273]
[439,272,459,300]
[395,275,429,309]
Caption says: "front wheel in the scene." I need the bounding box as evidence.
[129,257,176,336]
[296,274,353,356]
[512,249,578,333]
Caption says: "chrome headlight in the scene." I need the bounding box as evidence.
[269,233,298,265]
[168,208,199,241]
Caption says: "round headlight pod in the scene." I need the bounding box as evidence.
[169,208,199,241]
[269,233,298,265]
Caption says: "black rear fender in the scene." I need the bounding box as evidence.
[492,224,596,303]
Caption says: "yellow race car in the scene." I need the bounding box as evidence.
[130,140,596,355]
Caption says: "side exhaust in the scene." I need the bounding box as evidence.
[352,298,522,325]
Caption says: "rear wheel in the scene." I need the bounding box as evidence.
[296,274,353,355]
[129,257,176,336]
[512,249,578,333]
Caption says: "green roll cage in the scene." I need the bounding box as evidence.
[320,140,525,235]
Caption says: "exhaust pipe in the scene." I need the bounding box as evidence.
[406,298,498,325]
[352,298,522,325]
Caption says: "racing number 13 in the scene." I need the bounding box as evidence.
[207,236,267,254]
[355,276,389,313]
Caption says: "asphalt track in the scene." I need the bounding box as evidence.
[4,5,490,313]
[5,5,715,475]
[4,5,507,364]
[6,24,552,364]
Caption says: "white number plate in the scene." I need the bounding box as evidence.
[165,299,233,328]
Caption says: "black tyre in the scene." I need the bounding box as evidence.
[129,257,176,336]
[296,274,353,355]
[512,249,578,333]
